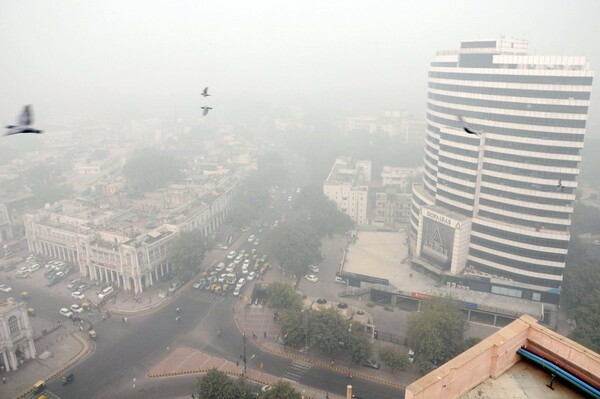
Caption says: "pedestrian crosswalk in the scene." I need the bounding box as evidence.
[283,360,312,382]
[189,290,225,304]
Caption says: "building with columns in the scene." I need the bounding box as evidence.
[0,298,36,372]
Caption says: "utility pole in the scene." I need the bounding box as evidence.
[241,333,247,375]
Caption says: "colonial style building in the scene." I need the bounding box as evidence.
[0,298,36,372]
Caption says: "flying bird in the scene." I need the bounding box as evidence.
[4,105,43,136]
[201,87,210,97]
[457,115,483,136]
[201,106,212,116]
[557,179,564,192]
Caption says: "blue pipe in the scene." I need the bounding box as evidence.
[517,347,600,398]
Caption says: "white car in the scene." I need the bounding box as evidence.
[237,278,246,287]
[232,286,241,296]
[248,235,256,243]
[60,308,73,318]
[241,266,249,275]
[0,284,12,293]
[215,262,225,272]
[594,240,600,245]
[72,291,85,300]
[226,263,235,273]
[28,263,40,272]
[334,276,347,284]
[305,274,319,283]
[70,304,84,313]
[248,271,256,281]
[216,244,228,250]
[227,251,236,260]
[308,265,320,273]
[243,259,251,266]
[234,255,243,265]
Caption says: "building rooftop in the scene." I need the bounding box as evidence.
[406,315,600,399]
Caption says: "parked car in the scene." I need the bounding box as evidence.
[98,286,114,300]
[72,291,85,300]
[334,276,347,284]
[237,278,246,287]
[232,286,241,296]
[70,304,84,314]
[60,308,73,318]
[247,271,256,281]
[27,263,40,272]
[193,279,203,289]
[0,284,12,293]
[47,276,61,287]
[16,270,29,279]
[408,350,415,363]
[304,274,319,283]
[361,359,380,370]
[308,265,320,273]
[67,279,81,290]
[77,284,89,293]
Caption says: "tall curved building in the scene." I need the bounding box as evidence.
[410,38,594,308]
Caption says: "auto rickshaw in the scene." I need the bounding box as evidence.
[81,300,91,311]
[61,373,74,385]
[88,329,97,340]
[21,291,29,299]
[27,307,36,316]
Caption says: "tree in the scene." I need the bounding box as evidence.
[260,381,302,399]
[379,347,409,373]
[123,148,181,192]
[256,151,288,188]
[167,230,207,278]
[278,309,307,348]
[196,369,254,399]
[292,185,354,237]
[271,221,322,277]
[22,165,73,207]
[406,296,468,370]
[309,308,351,356]
[267,282,302,311]
[228,173,270,227]
[346,328,372,365]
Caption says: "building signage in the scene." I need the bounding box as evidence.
[424,210,454,227]
[340,271,389,285]
[410,291,432,299]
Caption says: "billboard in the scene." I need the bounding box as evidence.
[420,211,456,270]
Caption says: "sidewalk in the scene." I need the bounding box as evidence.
[0,315,91,399]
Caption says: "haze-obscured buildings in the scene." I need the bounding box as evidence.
[323,158,371,225]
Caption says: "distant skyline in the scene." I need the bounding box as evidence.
[0,1,598,132]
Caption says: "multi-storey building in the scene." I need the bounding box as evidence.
[409,39,594,316]
[324,158,370,225]
[0,298,36,372]
[373,190,412,229]
[381,166,420,192]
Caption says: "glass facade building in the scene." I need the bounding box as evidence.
[410,39,594,299]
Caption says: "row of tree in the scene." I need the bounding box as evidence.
[197,368,302,399]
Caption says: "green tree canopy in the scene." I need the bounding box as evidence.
[407,295,468,372]
[123,148,181,192]
[196,369,254,399]
[267,282,302,311]
[228,173,271,227]
[22,165,73,207]
[271,221,322,276]
[261,381,302,399]
[291,185,354,237]
[167,230,207,278]
[379,346,409,373]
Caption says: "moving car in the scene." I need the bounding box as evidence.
[304,274,318,283]
[28,263,40,272]
[408,349,415,363]
[16,270,29,279]
[67,279,81,290]
[247,271,256,281]
[227,251,236,259]
[361,359,380,370]
[98,286,114,300]
[248,235,256,243]
[215,262,225,272]
[168,281,184,294]
[232,286,241,296]
[216,244,228,250]
[60,308,73,318]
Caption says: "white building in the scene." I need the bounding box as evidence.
[0,298,36,372]
[323,158,370,225]
[409,38,594,321]
[381,166,419,192]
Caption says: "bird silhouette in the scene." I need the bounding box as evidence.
[457,115,483,136]
[201,87,210,97]
[557,180,564,192]
[4,105,43,136]
[201,106,212,116]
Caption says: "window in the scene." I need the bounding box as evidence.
[8,315,19,336]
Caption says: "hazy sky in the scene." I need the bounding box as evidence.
[1,0,599,130]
